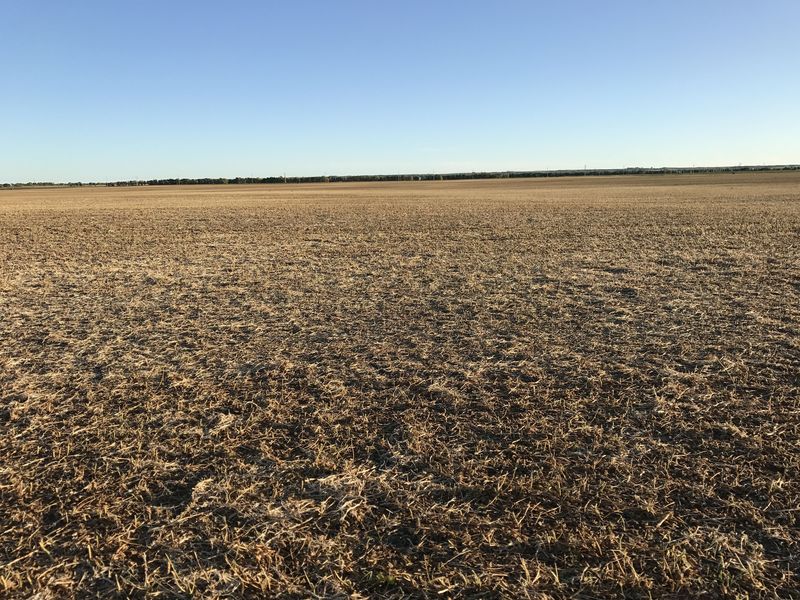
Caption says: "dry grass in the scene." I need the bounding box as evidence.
[1,173,799,598]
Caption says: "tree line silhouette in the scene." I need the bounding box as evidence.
[2,164,798,188]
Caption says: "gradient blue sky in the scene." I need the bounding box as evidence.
[2,0,799,182]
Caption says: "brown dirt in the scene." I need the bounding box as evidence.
[1,173,799,598]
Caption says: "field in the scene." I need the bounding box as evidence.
[1,173,799,598]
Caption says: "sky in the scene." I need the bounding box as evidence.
[2,0,799,182]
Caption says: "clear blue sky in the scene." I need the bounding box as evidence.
[2,0,799,182]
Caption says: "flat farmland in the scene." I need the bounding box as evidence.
[1,173,799,598]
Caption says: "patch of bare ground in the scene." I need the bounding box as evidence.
[1,173,799,598]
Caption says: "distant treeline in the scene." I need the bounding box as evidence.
[104,165,800,186]
[0,182,105,189]
[2,165,799,188]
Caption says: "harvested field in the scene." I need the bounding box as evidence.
[1,173,799,598]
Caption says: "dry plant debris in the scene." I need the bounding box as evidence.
[1,173,799,598]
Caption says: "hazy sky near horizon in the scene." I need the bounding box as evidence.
[2,0,799,182]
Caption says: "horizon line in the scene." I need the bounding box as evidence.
[2,163,799,187]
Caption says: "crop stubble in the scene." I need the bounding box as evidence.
[0,173,798,597]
